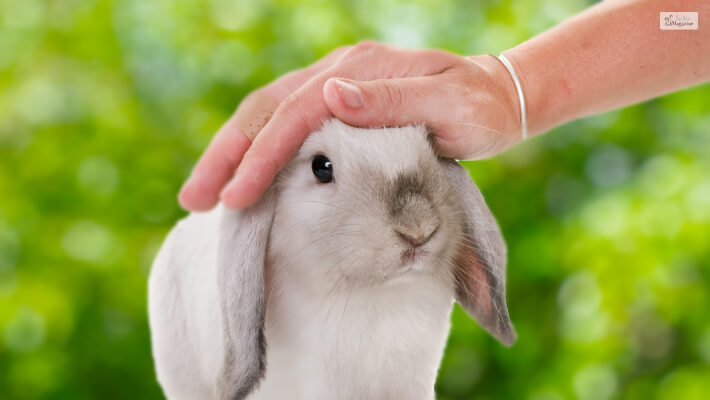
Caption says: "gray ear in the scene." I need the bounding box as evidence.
[216,188,276,400]
[440,159,516,346]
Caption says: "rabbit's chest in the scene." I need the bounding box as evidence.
[249,272,453,399]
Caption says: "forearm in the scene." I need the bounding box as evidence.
[503,0,710,136]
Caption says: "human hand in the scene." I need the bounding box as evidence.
[178,42,524,211]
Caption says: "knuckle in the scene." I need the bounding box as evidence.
[376,81,405,108]
[334,44,353,55]
[348,40,382,57]
[281,90,306,111]
[445,55,469,72]
[240,90,260,106]
[437,49,463,64]
[331,45,353,64]
[277,89,315,130]
[336,41,396,75]
[265,151,284,172]
[247,148,282,174]
[240,88,270,108]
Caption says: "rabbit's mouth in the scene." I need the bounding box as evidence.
[376,249,434,282]
[401,247,429,266]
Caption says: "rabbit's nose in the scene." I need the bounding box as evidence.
[396,224,439,248]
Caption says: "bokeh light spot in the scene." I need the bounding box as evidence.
[0,223,20,272]
[558,271,609,342]
[1,0,44,29]
[573,364,617,400]
[698,327,710,365]
[685,180,710,223]
[581,195,629,239]
[208,0,260,31]
[638,155,686,199]
[208,40,255,85]
[77,156,120,196]
[61,220,114,263]
[585,144,632,188]
[13,78,65,125]
[4,307,46,353]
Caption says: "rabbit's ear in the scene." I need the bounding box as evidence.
[440,159,516,346]
[216,188,276,400]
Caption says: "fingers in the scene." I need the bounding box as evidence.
[323,75,450,128]
[178,111,253,211]
[219,52,460,209]
[183,42,464,211]
[321,46,464,127]
[323,73,514,161]
[221,76,452,212]
[220,77,332,209]
[178,46,350,211]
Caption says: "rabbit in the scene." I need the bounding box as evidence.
[148,119,516,400]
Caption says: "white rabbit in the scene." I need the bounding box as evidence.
[148,119,515,400]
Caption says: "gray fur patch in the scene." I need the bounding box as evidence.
[216,189,276,399]
[440,159,516,346]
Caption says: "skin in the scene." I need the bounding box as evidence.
[179,0,710,211]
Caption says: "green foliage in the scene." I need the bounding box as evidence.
[1,0,709,399]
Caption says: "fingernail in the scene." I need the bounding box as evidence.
[334,79,364,108]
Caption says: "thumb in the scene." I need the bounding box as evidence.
[323,76,444,127]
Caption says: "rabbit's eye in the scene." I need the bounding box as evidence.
[312,155,333,183]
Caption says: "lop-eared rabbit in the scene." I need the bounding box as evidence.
[149,119,515,399]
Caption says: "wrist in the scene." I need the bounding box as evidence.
[501,45,573,137]
[494,53,528,141]
[466,54,524,145]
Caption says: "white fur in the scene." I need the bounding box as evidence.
[149,211,226,399]
[148,120,511,399]
[252,241,454,399]
[150,204,454,400]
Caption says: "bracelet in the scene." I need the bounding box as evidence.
[497,54,528,141]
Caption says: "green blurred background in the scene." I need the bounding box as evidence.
[1,0,709,399]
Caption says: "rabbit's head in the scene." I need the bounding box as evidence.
[216,119,515,399]
[269,119,465,286]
